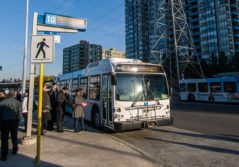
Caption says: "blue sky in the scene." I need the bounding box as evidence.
[0,0,125,80]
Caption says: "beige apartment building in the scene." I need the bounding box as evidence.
[102,48,125,59]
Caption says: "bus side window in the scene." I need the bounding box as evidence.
[89,75,100,101]
[180,83,186,92]
[224,82,236,92]
[210,82,221,92]
[187,83,196,92]
[198,83,208,92]
[80,77,88,99]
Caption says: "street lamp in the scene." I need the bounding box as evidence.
[22,0,29,94]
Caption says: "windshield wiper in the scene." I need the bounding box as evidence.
[131,92,142,107]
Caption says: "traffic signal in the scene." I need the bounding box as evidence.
[0,66,2,70]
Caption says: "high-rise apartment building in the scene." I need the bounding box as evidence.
[125,0,152,62]
[63,40,102,74]
[125,0,239,62]
[89,44,102,63]
[185,0,238,60]
[184,0,201,57]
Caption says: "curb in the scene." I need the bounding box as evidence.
[106,133,160,165]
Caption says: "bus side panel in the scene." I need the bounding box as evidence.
[179,92,188,100]
[84,100,101,123]
[196,93,209,101]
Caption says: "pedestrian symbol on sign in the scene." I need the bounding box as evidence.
[31,35,54,64]
[35,38,49,58]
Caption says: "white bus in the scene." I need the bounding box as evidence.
[57,58,173,131]
[179,76,239,103]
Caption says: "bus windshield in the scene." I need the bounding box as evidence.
[116,74,169,101]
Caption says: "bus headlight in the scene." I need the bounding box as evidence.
[116,107,121,112]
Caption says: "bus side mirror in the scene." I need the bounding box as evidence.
[111,75,117,85]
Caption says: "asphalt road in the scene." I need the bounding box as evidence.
[171,100,239,136]
[112,100,239,167]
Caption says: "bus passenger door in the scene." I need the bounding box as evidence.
[102,75,113,128]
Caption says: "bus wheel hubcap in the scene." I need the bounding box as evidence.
[95,113,100,128]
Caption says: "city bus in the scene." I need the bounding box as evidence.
[179,76,239,103]
[56,58,173,131]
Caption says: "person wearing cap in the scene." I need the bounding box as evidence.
[0,90,22,161]
[72,88,87,132]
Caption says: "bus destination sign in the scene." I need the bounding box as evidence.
[116,64,164,73]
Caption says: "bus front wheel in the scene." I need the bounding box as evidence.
[93,111,101,129]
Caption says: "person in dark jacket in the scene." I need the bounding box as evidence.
[56,87,68,133]
[0,90,22,161]
[47,83,58,130]
[72,88,87,132]
[0,90,6,135]
[42,84,52,135]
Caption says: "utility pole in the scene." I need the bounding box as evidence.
[22,0,29,94]
[21,12,37,145]
[150,0,204,81]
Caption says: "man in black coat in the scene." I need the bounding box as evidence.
[0,90,22,161]
[47,83,58,130]
[56,87,68,132]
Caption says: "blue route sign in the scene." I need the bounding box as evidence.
[37,13,87,32]
[45,14,57,25]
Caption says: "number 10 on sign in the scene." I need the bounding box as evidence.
[45,14,56,25]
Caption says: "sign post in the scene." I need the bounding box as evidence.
[24,11,87,163]
[30,34,54,163]
[36,63,43,162]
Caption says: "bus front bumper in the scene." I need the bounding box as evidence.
[114,117,174,131]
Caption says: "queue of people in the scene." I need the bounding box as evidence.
[43,84,88,133]
[0,82,87,161]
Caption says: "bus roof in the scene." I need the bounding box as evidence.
[56,70,84,81]
[179,76,239,83]
[85,58,163,75]
[57,58,164,79]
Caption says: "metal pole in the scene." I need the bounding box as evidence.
[26,12,37,138]
[170,0,180,81]
[22,0,29,94]
[36,63,44,163]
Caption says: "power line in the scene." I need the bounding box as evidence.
[58,2,124,50]
[3,1,125,77]
[60,11,124,48]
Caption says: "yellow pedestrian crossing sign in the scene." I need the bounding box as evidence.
[31,35,54,63]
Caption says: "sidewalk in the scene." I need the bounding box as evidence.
[0,117,158,167]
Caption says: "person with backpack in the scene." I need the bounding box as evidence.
[72,88,87,133]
